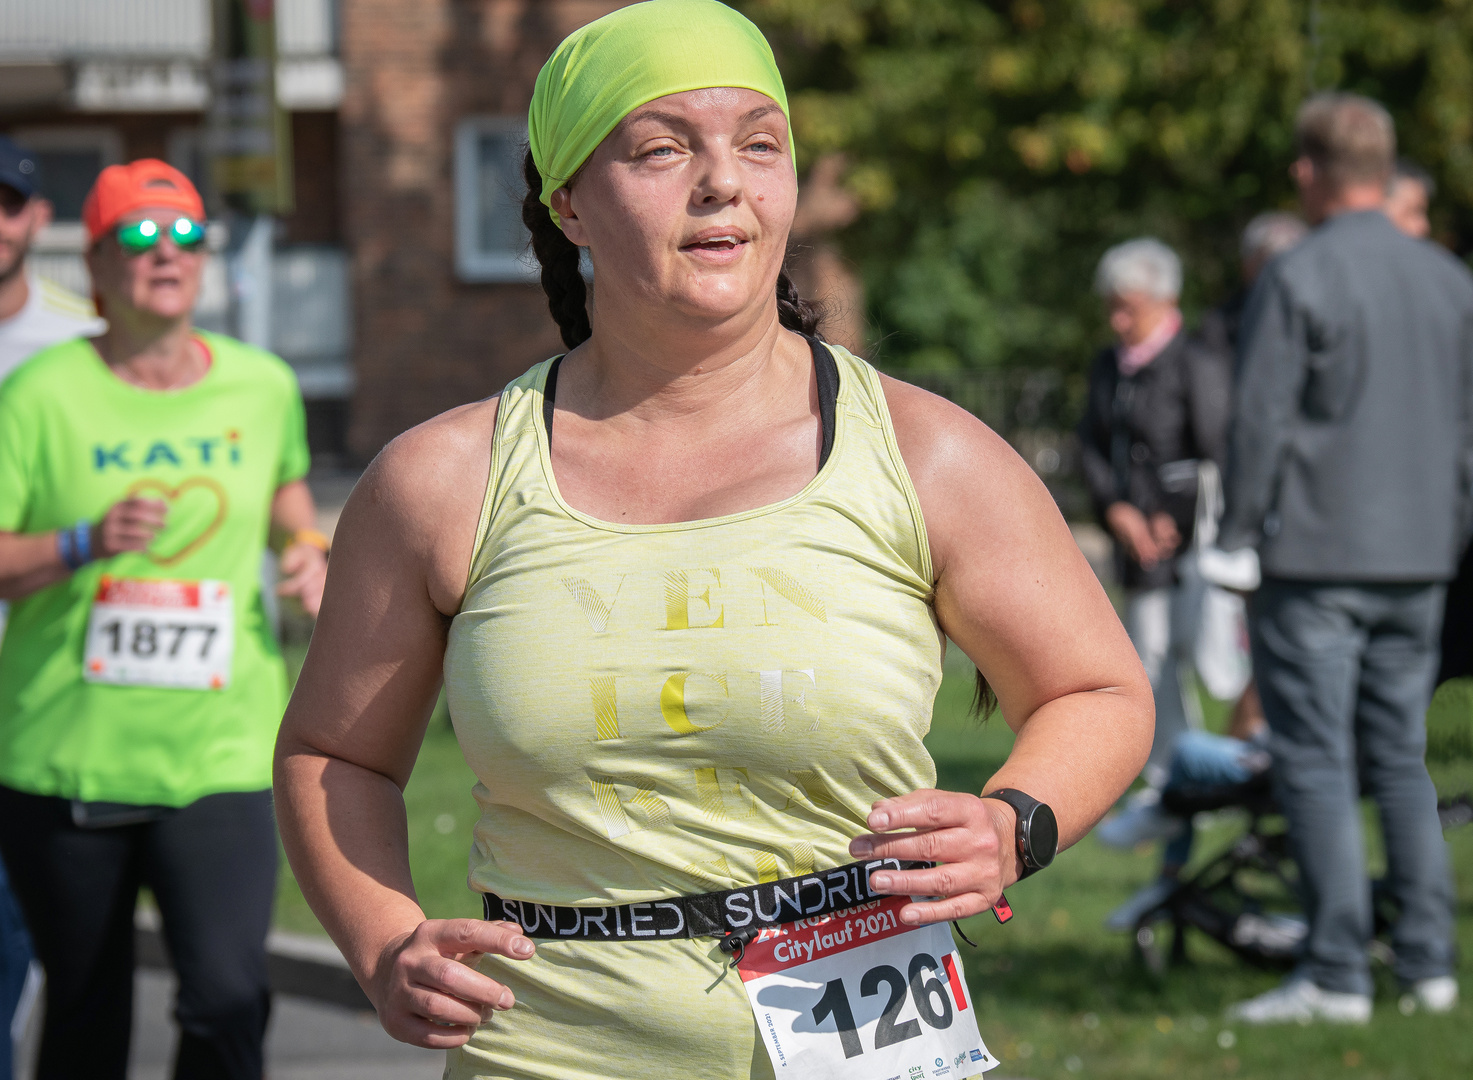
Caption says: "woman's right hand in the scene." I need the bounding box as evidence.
[369,919,536,1048]
[1104,501,1161,568]
[95,496,168,557]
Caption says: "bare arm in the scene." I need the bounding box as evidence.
[0,497,167,600]
[851,378,1153,926]
[269,478,328,618]
[273,397,535,1049]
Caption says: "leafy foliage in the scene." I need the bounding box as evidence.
[741,0,1473,373]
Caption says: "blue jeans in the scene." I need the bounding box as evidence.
[1160,731,1262,869]
[1251,579,1455,995]
[0,854,33,1080]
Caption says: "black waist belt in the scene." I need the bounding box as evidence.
[481,858,928,948]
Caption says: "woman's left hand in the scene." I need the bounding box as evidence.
[848,789,1019,927]
[278,542,329,618]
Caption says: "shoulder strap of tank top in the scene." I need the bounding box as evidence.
[540,338,840,468]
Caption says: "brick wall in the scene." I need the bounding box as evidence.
[340,0,630,459]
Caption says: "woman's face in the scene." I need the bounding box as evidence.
[86,206,205,324]
[552,87,797,329]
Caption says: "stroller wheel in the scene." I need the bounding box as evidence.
[1136,924,1168,977]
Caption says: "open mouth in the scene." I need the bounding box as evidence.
[681,229,749,254]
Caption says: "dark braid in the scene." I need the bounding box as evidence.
[522,150,591,349]
[522,148,825,346]
[776,266,824,340]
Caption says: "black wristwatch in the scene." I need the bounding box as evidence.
[982,788,1059,880]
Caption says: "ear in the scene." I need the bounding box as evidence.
[1290,156,1315,189]
[549,187,589,247]
[27,197,53,236]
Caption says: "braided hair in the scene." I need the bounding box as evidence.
[522,151,593,350]
[521,150,823,347]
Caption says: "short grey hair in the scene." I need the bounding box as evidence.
[1094,238,1182,301]
[1240,212,1308,265]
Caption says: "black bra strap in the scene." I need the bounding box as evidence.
[808,335,839,469]
[541,339,838,466]
[542,355,563,445]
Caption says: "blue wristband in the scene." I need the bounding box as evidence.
[73,519,92,565]
[57,521,93,572]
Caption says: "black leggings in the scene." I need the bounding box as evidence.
[0,786,277,1080]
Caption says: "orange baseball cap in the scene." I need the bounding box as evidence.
[82,159,205,245]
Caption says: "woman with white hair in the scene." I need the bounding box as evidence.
[1077,237,1232,785]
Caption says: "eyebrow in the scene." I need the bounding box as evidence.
[625,102,787,131]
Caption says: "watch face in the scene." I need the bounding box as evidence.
[1027,803,1059,867]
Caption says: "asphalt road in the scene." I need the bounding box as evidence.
[14,969,445,1080]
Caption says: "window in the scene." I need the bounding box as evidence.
[8,127,122,221]
[454,117,537,283]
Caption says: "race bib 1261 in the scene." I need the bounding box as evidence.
[83,577,233,690]
[738,895,997,1080]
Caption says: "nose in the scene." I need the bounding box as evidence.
[691,143,742,207]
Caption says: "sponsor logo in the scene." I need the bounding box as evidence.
[970,1049,987,1062]
[93,431,243,471]
[723,858,907,930]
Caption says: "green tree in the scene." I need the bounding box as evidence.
[742,0,1473,374]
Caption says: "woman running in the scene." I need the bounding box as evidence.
[275,3,1152,1078]
[0,160,326,1080]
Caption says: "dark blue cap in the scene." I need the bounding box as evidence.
[0,136,39,199]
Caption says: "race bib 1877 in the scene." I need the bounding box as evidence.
[738,895,997,1080]
[83,577,233,690]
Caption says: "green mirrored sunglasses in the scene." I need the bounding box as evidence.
[115,216,207,255]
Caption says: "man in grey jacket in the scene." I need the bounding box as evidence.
[1222,92,1470,1025]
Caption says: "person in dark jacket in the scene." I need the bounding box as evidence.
[1196,212,1309,360]
[1078,238,1232,782]
[1094,214,1312,933]
[1383,159,1473,684]
[1223,92,1468,1026]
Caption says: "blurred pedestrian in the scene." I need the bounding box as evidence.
[1196,212,1308,359]
[0,135,105,381]
[1079,238,1232,785]
[1222,92,1469,1024]
[1385,159,1473,685]
[0,160,327,1080]
[0,133,105,1080]
[1383,157,1434,240]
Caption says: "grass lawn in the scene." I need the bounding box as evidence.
[273,649,1473,1079]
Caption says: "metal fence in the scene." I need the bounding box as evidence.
[883,367,1089,518]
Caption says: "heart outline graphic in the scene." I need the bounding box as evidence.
[124,476,230,567]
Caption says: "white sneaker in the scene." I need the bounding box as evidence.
[1104,877,1177,932]
[1405,976,1458,1015]
[1226,978,1372,1026]
[1096,789,1186,849]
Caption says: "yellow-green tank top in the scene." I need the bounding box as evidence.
[444,343,944,1080]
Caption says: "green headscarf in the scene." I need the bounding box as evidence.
[528,0,791,223]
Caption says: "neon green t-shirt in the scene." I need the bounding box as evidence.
[0,333,310,806]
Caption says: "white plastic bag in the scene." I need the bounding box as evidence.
[1192,462,1253,700]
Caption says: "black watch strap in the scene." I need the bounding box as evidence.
[982,788,1059,880]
